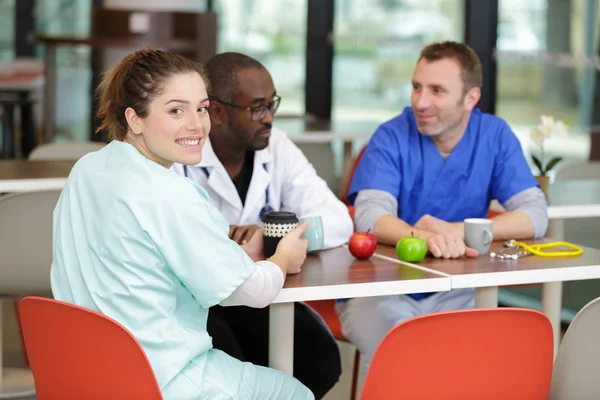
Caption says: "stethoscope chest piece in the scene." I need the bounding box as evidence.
[490,241,531,260]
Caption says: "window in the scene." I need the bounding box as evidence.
[213,0,307,116]
[36,0,92,142]
[333,0,465,125]
[496,0,600,165]
[0,0,14,61]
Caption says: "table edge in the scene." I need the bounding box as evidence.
[0,178,67,192]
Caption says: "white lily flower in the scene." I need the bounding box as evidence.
[540,115,555,128]
[532,115,568,145]
[530,127,544,145]
[537,123,552,138]
[529,115,568,176]
[554,119,568,135]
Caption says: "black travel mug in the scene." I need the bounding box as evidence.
[262,211,299,258]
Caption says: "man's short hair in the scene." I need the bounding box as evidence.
[204,52,265,102]
[419,41,482,92]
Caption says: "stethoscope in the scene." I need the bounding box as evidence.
[183,164,274,219]
[490,240,583,260]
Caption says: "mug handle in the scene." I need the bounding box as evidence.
[483,229,493,246]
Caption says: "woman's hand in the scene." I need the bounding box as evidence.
[270,222,308,274]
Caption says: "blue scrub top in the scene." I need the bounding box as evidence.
[51,141,256,398]
[349,107,538,224]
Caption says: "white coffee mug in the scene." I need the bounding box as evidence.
[464,218,493,255]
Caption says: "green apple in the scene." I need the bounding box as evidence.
[396,232,427,262]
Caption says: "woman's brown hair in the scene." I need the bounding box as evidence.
[96,48,209,141]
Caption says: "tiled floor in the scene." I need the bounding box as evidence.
[323,341,365,400]
[1,352,35,400]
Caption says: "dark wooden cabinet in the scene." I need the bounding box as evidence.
[89,8,217,63]
[33,8,218,144]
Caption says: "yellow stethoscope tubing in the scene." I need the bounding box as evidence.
[511,240,583,257]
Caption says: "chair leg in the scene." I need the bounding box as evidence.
[1,102,15,159]
[12,300,29,366]
[350,349,360,400]
[0,299,36,398]
[20,98,37,159]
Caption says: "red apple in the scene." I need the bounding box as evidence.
[349,230,377,260]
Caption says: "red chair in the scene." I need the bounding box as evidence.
[361,308,553,400]
[306,299,361,400]
[340,146,366,221]
[19,297,163,400]
[487,209,504,218]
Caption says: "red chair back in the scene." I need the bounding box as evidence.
[19,297,163,400]
[340,146,366,223]
[340,146,367,205]
[361,308,553,400]
[488,209,504,218]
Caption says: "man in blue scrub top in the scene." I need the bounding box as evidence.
[336,41,548,369]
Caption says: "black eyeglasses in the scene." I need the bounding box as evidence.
[211,95,281,121]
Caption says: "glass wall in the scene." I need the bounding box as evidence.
[497,0,600,312]
[496,0,600,165]
[36,0,93,142]
[0,0,14,155]
[0,0,14,61]
[7,0,598,152]
[212,0,308,116]
[332,0,465,125]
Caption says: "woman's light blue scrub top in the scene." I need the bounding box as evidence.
[349,107,538,224]
[51,140,257,399]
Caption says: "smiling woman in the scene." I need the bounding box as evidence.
[95,48,211,167]
[49,48,314,400]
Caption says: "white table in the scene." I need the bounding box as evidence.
[0,160,72,192]
[287,131,370,175]
[0,160,69,396]
[490,180,600,350]
[0,177,67,193]
[0,76,44,91]
[287,130,372,191]
[548,179,600,219]
[376,241,600,356]
[0,161,66,397]
[545,180,600,351]
[223,246,451,375]
[263,239,600,374]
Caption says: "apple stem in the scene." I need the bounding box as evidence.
[366,229,371,235]
[411,231,414,238]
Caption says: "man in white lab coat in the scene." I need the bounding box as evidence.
[172,52,353,399]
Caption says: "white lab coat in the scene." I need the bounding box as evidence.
[172,127,353,249]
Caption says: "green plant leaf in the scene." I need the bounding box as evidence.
[545,157,563,172]
[531,154,544,173]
